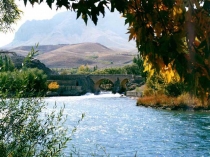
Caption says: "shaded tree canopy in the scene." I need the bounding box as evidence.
[1,0,210,97]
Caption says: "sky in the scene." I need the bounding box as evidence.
[0,0,65,47]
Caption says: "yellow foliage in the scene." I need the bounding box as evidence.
[48,82,59,90]
[143,55,180,83]
[173,6,183,16]
[143,56,154,78]
[160,63,180,83]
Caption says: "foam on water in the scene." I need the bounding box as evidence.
[45,92,124,102]
[83,91,123,98]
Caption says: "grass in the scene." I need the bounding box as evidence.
[137,93,210,111]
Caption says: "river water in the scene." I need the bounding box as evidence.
[45,92,210,157]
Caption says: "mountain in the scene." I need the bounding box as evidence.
[5,11,135,50]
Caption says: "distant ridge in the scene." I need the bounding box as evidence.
[10,44,68,56]
[52,42,113,53]
[4,11,135,50]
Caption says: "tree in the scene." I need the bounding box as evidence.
[133,54,147,79]
[0,55,15,72]
[77,64,91,74]
[0,0,22,32]
[124,0,210,99]
[2,0,210,98]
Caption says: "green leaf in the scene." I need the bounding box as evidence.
[24,0,27,6]
[98,1,108,17]
[46,0,54,8]
[72,3,78,10]
[113,0,128,13]
[76,10,82,19]
[125,13,134,25]
[82,14,88,25]
[56,0,70,9]
[91,6,99,25]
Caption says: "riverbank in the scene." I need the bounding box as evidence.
[136,93,210,111]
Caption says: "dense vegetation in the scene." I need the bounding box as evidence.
[0,49,48,97]
[0,49,75,156]
[54,63,143,75]
[0,68,47,97]
[137,70,210,110]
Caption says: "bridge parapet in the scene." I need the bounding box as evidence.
[48,74,87,80]
[88,74,134,83]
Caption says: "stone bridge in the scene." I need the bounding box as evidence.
[88,74,134,92]
[47,74,143,96]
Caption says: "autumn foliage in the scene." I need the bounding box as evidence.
[124,0,210,98]
[48,81,59,91]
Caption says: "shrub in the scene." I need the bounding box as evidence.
[165,82,185,97]
[0,68,48,97]
[48,81,60,91]
[123,64,141,75]
[137,93,208,110]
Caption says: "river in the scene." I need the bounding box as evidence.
[45,92,210,157]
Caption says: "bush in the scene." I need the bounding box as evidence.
[165,82,185,97]
[48,81,60,91]
[137,92,209,110]
[0,68,47,97]
[122,64,141,75]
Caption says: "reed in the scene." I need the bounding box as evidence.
[137,93,210,110]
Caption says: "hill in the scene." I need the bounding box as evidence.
[11,43,138,69]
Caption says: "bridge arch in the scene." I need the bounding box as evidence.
[94,78,114,92]
[88,75,134,94]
